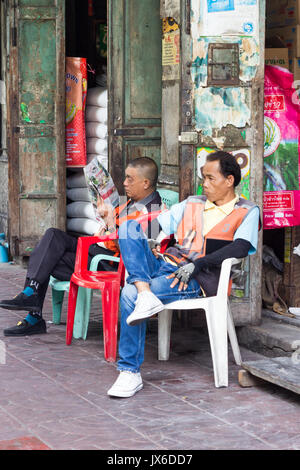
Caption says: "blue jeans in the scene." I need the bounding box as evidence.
[117,220,202,373]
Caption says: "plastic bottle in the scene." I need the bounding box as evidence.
[0,233,9,263]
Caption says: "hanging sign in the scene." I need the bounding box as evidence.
[162,17,180,80]
[263,65,300,229]
[193,0,259,37]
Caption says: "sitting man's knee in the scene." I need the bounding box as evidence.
[42,227,64,242]
[44,227,56,237]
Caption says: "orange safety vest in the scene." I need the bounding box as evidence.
[103,200,148,254]
[163,196,258,266]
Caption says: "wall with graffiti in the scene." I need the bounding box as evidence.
[190,0,260,140]
[190,0,261,300]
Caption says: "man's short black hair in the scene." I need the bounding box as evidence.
[206,151,241,187]
[127,157,158,188]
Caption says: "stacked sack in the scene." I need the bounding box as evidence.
[66,170,101,235]
[85,86,108,170]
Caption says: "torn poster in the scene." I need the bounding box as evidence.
[192,0,259,37]
[196,147,250,200]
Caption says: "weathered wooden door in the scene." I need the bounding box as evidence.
[108,0,162,193]
[7,0,65,257]
[160,0,193,196]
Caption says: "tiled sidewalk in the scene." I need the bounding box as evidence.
[0,263,299,450]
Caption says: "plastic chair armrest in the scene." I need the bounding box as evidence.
[74,210,162,272]
[89,254,120,271]
[74,233,119,272]
[216,257,242,298]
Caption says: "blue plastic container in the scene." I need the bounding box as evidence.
[0,233,9,263]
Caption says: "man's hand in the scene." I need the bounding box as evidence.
[147,239,162,259]
[93,226,106,237]
[97,196,115,230]
[167,262,195,291]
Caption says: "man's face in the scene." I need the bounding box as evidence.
[123,166,150,201]
[202,160,234,204]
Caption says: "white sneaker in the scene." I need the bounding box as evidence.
[126,291,164,326]
[107,371,143,398]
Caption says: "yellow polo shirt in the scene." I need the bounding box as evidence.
[203,194,239,236]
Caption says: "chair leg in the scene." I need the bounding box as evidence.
[205,300,228,387]
[51,289,65,324]
[81,288,93,340]
[158,309,173,360]
[227,300,242,366]
[73,287,92,340]
[66,281,79,345]
[101,280,120,362]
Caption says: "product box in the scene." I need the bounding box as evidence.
[265,48,289,68]
[266,25,300,58]
[266,0,300,28]
[65,57,87,167]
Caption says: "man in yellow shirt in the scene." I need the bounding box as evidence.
[107,150,260,398]
[203,194,239,234]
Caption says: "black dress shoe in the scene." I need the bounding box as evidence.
[0,292,41,312]
[3,318,47,336]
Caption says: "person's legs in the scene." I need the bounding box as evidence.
[27,228,78,283]
[118,219,162,284]
[1,228,79,335]
[1,229,78,310]
[117,283,146,373]
[117,266,201,371]
[117,219,167,324]
[108,268,201,397]
[2,228,119,336]
[108,220,202,397]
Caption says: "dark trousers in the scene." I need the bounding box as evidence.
[26,228,117,312]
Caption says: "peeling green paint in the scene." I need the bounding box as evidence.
[20,102,32,122]
[22,92,35,103]
[38,138,54,153]
[191,36,259,88]
[189,1,260,141]
[194,87,251,136]
[19,19,56,125]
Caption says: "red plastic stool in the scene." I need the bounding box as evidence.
[66,210,164,362]
[66,235,125,362]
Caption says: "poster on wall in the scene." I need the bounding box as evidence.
[263,65,300,229]
[196,147,250,200]
[193,0,259,37]
[162,17,180,81]
[196,146,250,299]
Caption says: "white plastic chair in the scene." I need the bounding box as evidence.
[157,257,243,388]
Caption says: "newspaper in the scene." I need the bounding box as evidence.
[83,156,119,231]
